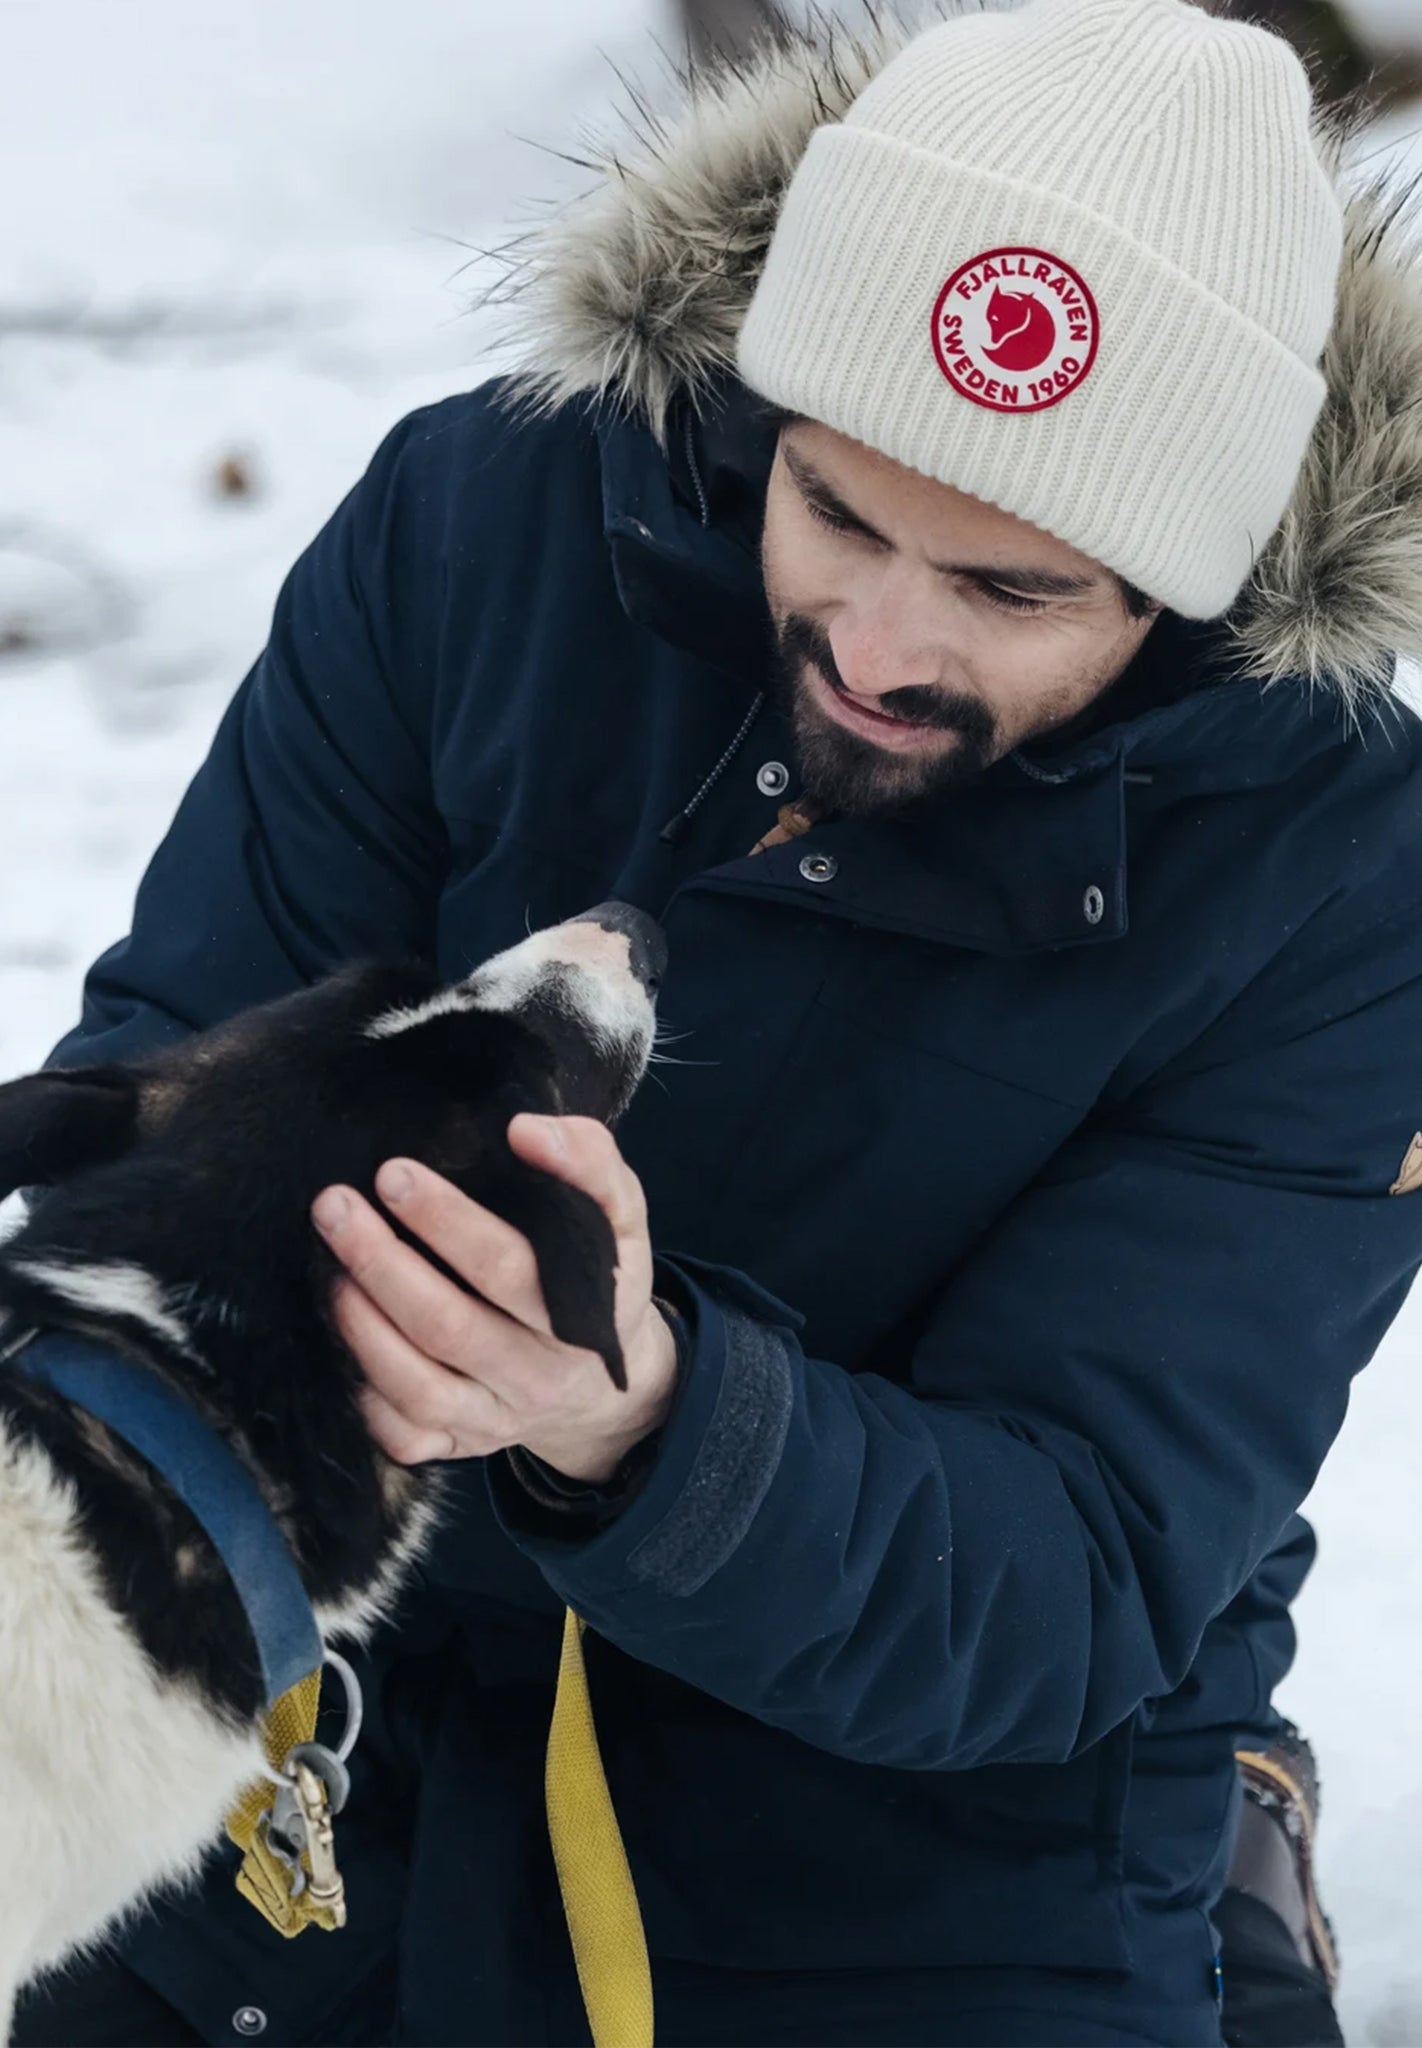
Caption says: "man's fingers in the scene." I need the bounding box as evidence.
[332,1272,509,1450]
[358,1384,458,1466]
[376,1158,555,1334]
[507,1113,648,1245]
[314,1170,553,1341]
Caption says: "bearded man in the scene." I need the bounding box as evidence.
[16,1,1422,2043]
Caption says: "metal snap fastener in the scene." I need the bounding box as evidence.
[800,852,838,884]
[756,760,790,797]
[233,2009,268,2038]
[1083,885,1105,925]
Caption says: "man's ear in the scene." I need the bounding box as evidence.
[0,1066,140,1198]
[483,1158,627,1391]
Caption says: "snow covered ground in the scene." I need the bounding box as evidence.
[1,2,1420,2039]
[0,0,673,1074]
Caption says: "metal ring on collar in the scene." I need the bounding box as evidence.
[260,1645,365,1787]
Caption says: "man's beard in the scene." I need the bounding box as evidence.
[768,612,1001,819]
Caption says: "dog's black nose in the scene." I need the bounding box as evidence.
[572,902,668,991]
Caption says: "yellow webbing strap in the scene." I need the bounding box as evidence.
[226,1670,343,1937]
[546,1608,654,2048]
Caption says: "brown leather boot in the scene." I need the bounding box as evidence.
[1218,1723,1344,2048]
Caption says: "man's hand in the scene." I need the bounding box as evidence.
[311,1114,679,1483]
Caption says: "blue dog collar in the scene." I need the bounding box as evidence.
[9,1327,323,1708]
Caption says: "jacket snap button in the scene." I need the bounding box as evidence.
[1083,885,1105,925]
[800,852,838,884]
[232,2010,267,2038]
[756,760,790,796]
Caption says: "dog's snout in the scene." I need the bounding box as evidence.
[571,902,667,990]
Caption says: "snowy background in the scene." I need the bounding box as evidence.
[1,1,1420,2038]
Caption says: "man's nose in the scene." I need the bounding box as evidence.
[828,618,942,701]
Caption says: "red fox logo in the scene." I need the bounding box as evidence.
[982,286,1057,372]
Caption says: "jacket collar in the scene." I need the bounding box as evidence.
[692,678,1363,955]
[599,382,1378,954]
[699,749,1133,954]
[599,381,773,679]
[597,376,1368,785]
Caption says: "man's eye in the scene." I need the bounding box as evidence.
[974,579,1048,615]
[803,495,861,537]
[801,492,1048,617]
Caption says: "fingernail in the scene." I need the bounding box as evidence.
[378,1161,416,1204]
[313,1188,349,1235]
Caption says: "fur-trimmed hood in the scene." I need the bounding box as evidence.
[484,6,1422,709]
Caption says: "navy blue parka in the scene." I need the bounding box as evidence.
[46,367,1422,2041]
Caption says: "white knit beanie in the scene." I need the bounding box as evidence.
[735,0,1346,620]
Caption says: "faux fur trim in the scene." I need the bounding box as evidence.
[480,5,1422,709]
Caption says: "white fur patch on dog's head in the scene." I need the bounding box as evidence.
[362,985,480,1041]
[366,919,655,1069]
[463,921,654,1055]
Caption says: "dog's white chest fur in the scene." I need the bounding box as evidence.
[0,1412,261,2039]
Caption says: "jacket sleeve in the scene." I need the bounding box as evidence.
[46,407,451,1070]
[490,891,1422,1770]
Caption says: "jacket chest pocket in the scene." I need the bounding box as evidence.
[711,986,1089,1363]
[633,914,1102,1366]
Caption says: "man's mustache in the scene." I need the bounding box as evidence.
[777,614,997,747]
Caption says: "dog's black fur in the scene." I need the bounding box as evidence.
[0,945,651,1729]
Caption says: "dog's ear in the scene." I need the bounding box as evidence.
[484,1158,627,1390]
[0,1065,140,1197]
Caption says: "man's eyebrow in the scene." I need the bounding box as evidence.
[781,441,1100,597]
[784,442,894,545]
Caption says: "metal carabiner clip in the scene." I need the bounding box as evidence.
[256,1647,364,1923]
[291,1758,347,1924]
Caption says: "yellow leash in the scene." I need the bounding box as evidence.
[546,1608,655,2048]
[227,1614,653,2048]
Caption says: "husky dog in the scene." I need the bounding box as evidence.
[0,903,663,2037]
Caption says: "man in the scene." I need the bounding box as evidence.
[14,0,1422,2042]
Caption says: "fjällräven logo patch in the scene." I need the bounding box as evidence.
[931,247,1100,414]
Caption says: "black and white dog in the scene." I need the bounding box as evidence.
[0,903,663,2037]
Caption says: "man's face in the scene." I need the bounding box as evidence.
[760,420,1162,817]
